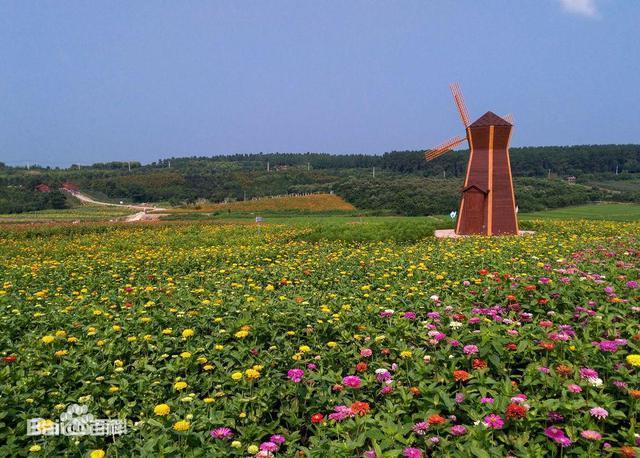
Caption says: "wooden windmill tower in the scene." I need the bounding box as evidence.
[426,83,518,236]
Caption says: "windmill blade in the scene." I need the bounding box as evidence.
[425,136,465,161]
[449,82,471,128]
[503,113,514,124]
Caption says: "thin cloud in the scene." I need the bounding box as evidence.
[559,0,599,18]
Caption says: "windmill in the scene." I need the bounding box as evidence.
[425,83,518,236]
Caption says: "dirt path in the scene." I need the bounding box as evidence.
[65,190,166,211]
[63,190,168,222]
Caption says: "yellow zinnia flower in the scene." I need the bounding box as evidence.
[627,354,640,367]
[172,420,190,431]
[154,404,170,416]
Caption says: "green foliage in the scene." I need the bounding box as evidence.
[0,187,70,214]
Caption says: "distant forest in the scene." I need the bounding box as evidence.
[1,144,639,214]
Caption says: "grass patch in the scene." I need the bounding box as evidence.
[521,202,640,221]
[0,206,136,223]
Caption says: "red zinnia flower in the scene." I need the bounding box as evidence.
[505,403,527,420]
[2,355,16,363]
[356,362,368,373]
[409,387,421,396]
[472,358,487,369]
[479,269,488,275]
[505,343,517,351]
[311,413,324,424]
[350,401,370,416]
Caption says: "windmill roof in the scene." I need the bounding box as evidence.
[462,184,488,194]
[469,111,511,127]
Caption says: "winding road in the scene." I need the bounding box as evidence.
[63,189,167,222]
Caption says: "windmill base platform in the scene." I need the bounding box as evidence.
[434,229,535,239]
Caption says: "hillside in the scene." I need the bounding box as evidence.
[1,144,639,215]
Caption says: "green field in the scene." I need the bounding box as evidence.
[0,206,136,223]
[2,202,639,232]
[522,202,640,221]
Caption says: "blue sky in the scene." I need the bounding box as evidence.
[1,0,638,167]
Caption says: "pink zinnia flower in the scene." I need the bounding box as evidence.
[328,405,355,422]
[403,447,422,458]
[342,375,362,388]
[567,384,582,393]
[450,425,467,436]
[260,441,278,452]
[287,368,304,383]
[210,427,233,439]
[589,407,608,420]
[463,345,478,355]
[593,340,620,352]
[579,368,599,379]
[544,427,572,447]
[483,414,504,429]
[360,348,373,357]
[581,430,602,440]
[270,434,285,444]
[627,280,638,289]
[412,421,429,435]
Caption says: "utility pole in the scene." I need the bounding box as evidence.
[372,166,376,178]
[128,161,131,172]
[267,161,270,172]
[616,164,619,175]
[168,160,171,168]
[307,162,310,171]
[548,169,551,179]
[443,170,446,178]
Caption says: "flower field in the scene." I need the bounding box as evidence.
[1,220,639,457]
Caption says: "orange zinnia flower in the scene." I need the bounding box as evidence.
[555,364,572,377]
[453,370,470,382]
[427,414,446,425]
[539,342,555,351]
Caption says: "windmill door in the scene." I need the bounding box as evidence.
[460,188,486,234]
